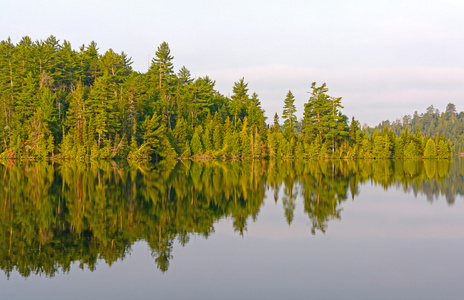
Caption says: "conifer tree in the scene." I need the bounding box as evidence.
[15,36,35,82]
[190,126,203,156]
[0,38,16,154]
[0,36,457,161]
[303,82,329,141]
[139,112,176,160]
[424,138,437,159]
[55,40,79,91]
[272,113,281,133]
[437,139,451,159]
[63,83,87,157]
[177,66,193,85]
[181,140,191,158]
[149,42,174,90]
[222,117,234,156]
[212,113,223,151]
[282,90,297,138]
[349,117,359,143]
[87,75,120,150]
[190,76,215,125]
[100,48,127,79]
[81,41,100,85]
[326,96,348,153]
[230,78,249,125]
[173,116,190,154]
[240,117,252,159]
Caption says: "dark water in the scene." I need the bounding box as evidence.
[1,159,463,300]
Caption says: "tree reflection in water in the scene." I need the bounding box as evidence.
[0,158,462,277]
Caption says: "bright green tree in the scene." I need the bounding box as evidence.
[424,138,437,159]
[190,126,203,156]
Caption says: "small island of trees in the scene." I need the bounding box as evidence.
[0,36,456,161]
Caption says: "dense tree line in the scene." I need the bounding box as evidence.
[370,103,464,154]
[0,36,452,161]
[0,159,461,276]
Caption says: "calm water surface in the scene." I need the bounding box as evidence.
[1,159,463,300]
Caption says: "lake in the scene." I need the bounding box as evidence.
[1,159,463,300]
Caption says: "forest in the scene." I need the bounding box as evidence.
[371,103,464,154]
[0,36,456,161]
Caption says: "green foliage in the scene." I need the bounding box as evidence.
[438,139,451,159]
[230,78,249,125]
[190,126,203,156]
[302,82,349,154]
[372,103,464,155]
[282,90,298,138]
[424,138,437,159]
[404,141,421,159]
[149,41,174,90]
[0,36,454,161]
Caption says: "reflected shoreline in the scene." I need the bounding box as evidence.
[0,159,463,277]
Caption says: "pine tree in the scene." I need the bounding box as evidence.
[272,113,281,133]
[62,83,87,158]
[230,78,249,125]
[282,90,297,138]
[222,117,233,156]
[0,38,16,154]
[372,134,391,159]
[0,35,457,161]
[81,41,100,85]
[240,117,252,159]
[55,40,79,91]
[149,42,174,90]
[302,82,329,142]
[140,112,176,160]
[349,117,359,143]
[173,116,190,154]
[87,74,121,150]
[100,48,125,78]
[190,76,215,125]
[15,36,35,82]
[177,66,193,85]
[326,96,348,153]
[212,114,223,151]
[247,92,265,133]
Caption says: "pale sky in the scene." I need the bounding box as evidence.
[2,0,464,126]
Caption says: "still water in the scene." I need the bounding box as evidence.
[1,159,463,300]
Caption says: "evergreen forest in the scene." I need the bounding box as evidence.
[0,36,456,161]
[371,103,464,154]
